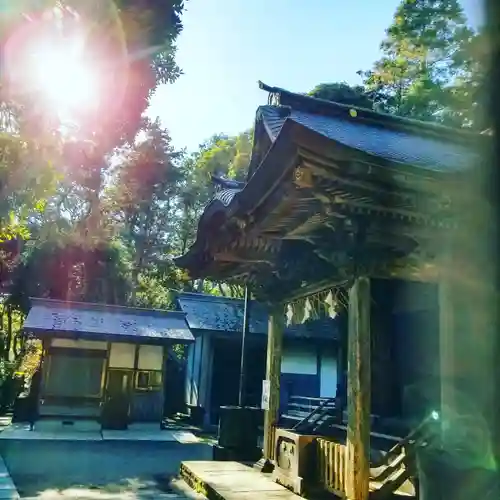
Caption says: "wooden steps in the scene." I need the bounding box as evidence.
[180,461,301,500]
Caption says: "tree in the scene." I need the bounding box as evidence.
[442,28,489,130]
[0,1,185,241]
[104,117,185,304]
[178,131,253,257]
[360,0,476,122]
[308,82,374,109]
[0,135,58,242]
[8,237,133,312]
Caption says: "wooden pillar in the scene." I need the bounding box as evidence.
[335,309,348,420]
[370,295,394,418]
[438,260,456,420]
[438,231,498,470]
[346,277,371,500]
[263,304,284,461]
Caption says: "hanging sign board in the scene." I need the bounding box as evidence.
[261,379,270,410]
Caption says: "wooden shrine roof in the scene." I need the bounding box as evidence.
[177,292,340,339]
[23,298,194,345]
[175,82,487,301]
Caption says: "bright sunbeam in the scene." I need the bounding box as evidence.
[2,5,104,130]
[29,39,97,119]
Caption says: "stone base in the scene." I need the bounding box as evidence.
[253,457,274,473]
[212,444,262,462]
[273,468,305,497]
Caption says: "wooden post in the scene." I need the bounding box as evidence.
[346,277,371,500]
[263,304,284,461]
[439,242,498,461]
[438,260,456,421]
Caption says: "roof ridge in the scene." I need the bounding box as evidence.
[211,174,245,190]
[29,297,185,316]
[177,292,261,304]
[258,81,484,144]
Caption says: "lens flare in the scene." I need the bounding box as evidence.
[2,1,129,134]
[30,38,97,118]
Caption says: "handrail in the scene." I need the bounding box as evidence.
[369,413,439,471]
[292,397,336,431]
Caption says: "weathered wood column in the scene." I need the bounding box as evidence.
[438,227,498,471]
[438,254,457,421]
[370,287,395,418]
[263,304,284,461]
[346,277,371,500]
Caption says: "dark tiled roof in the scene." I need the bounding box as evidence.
[214,188,241,207]
[210,174,243,207]
[174,82,486,281]
[176,293,340,340]
[259,105,288,139]
[23,298,194,344]
[212,175,244,190]
[258,105,480,173]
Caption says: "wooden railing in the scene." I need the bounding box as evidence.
[317,436,418,499]
[317,438,347,496]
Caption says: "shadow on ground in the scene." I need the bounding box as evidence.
[0,439,211,498]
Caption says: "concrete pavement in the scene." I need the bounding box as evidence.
[0,440,211,499]
[0,456,19,499]
[0,422,201,444]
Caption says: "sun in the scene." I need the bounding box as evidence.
[2,5,102,128]
[31,39,97,118]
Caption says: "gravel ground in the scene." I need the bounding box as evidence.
[0,439,211,499]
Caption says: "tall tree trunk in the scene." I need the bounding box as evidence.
[6,305,12,361]
[130,205,152,305]
[85,157,104,241]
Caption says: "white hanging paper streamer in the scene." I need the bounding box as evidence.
[286,303,294,326]
[302,297,313,323]
[324,290,338,319]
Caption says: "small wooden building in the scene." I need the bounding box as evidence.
[175,82,497,498]
[177,292,341,425]
[23,298,194,429]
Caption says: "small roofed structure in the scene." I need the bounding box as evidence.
[175,83,496,498]
[23,298,194,429]
[177,292,341,426]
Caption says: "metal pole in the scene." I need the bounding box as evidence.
[196,334,205,406]
[238,285,250,407]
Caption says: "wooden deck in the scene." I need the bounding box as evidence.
[180,461,302,500]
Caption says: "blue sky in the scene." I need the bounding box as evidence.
[148,0,482,152]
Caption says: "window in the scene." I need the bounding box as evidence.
[135,370,163,391]
[45,354,104,398]
[109,343,135,368]
[137,345,163,370]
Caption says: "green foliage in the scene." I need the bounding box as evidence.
[1,1,184,142]
[441,28,489,129]
[8,237,133,312]
[308,82,374,109]
[360,0,478,124]
[0,131,59,242]
[103,117,187,303]
[0,360,20,411]
[178,130,253,255]
[191,131,253,183]
[0,303,30,410]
